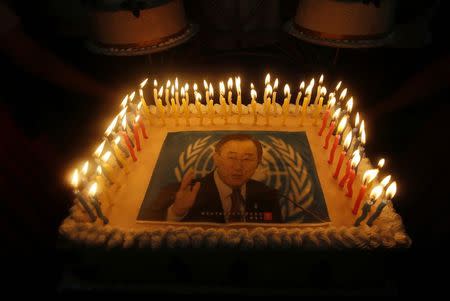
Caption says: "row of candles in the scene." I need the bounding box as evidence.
[68,74,397,226]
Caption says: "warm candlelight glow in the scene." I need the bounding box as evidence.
[227,78,233,90]
[153,79,157,87]
[181,87,185,97]
[337,116,348,134]
[266,84,273,95]
[203,80,208,90]
[273,78,279,90]
[184,83,189,91]
[355,112,360,128]
[363,169,379,185]
[166,80,171,88]
[88,182,98,197]
[94,140,106,157]
[135,115,140,123]
[209,83,214,97]
[300,81,305,90]
[129,91,135,101]
[339,88,347,101]
[386,181,397,200]
[118,106,127,119]
[360,127,366,145]
[219,81,225,95]
[346,97,353,113]
[251,89,257,99]
[319,74,324,85]
[309,78,315,90]
[265,73,270,86]
[105,116,119,136]
[378,159,385,168]
[328,96,336,109]
[120,95,128,108]
[250,83,255,89]
[380,175,391,187]
[81,161,89,175]
[351,151,362,168]
[343,131,352,150]
[235,77,241,93]
[321,86,327,96]
[195,91,202,102]
[158,86,163,97]
[332,107,341,120]
[305,84,313,96]
[193,83,198,92]
[101,151,111,163]
[370,185,383,200]
[137,102,142,111]
[71,169,79,187]
[171,85,174,97]
[114,136,121,145]
[175,78,179,90]
[121,115,127,130]
[140,78,148,88]
[284,84,290,96]
[335,81,342,91]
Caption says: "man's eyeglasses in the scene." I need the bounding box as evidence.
[221,154,258,166]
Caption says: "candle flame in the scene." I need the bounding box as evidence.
[135,115,140,123]
[120,95,128,108]
[139,89,144,98]
[137,101,142,111]
[300,81,305,90]
[227,77,233,90]
[166,80,171,88]
[359,120,365,134]
[250,83,255,89]
[370,185,383,200]
[321,86,327,95]
[266,84,273,95]
[309,78,315,89]
[284,84,290,96]
[184,83,189,91]
[380,175,391,187]
[355,112,360,128]
[339,88,347,101]
[251,89,257,100]
[181,87,185,97]
[129,91,135,101]
[273,78,279,89]
[378,158,385,169]
[114,135,121,145]
[219,81,225,95]
[118,106,127,119]
[386,181,397,200]
[235,77,241,92]
[140,78,148,88]
[305,84,313,95]
[319,74,324,85]
[343,131,352,150]
[153,79,157,87]
[360,128,366,145]
[203,80,208,90]
[122,115,127,130]
[265,73,270,86]
[195,91,202,102]
[94,140,106,157]
[346,97,353,113]
[332,107,341,120]
[81,161,89,175]
[101,151,111,163]
[335,81,342,91]
[193,83,198,92]
[209,83,214,97]
[88,182,98,197]
[175,78,178,90]
[71,169,79,188]
[328,96,336,109]
[105,116,119,136]
[363,169,379,185]
[158,86,163,97]
[337,116,348,134]
[171,85,174,96]
[96,165,102,175]
[351,151,361,168]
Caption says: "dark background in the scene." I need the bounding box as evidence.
[1,0,449,296]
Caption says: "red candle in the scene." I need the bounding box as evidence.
[119,131,137,161]
[138,118,148,139]
[318,110,330,136]
[339,159,351,187]
[328,134,340,164]
[345,168,356,197]
[323,121,335,149]
[133,124,141,151]
[352,184,367,215]
[333,151,346,178]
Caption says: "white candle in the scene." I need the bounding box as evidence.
[236,76,242,123]
[282,84,291,126]
[181,87,190,126]
[165,80,171,106]
[203,80,210,105]
[219,81,227,124]
[271,78,278,114]
[208,83,215,124]
[250,84,257,125]
[184,83,190,104]
[295,81,305,115]
[153,79,158,105]
[227,77,233,107]
[314,74,324,106]
[175,77,179,106]
[170,85,179,126]
[157,86,165,125]
[263,73,270,103]
[314,87,327,125]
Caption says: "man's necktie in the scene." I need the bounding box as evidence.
[229,188,245,223]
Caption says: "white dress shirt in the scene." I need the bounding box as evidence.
[167,170,246,222]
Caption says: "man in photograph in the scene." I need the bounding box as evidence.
[148,134,282,223]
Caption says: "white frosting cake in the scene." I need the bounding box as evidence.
[60,93,410,250]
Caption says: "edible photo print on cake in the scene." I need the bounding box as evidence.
[137,131,330,224]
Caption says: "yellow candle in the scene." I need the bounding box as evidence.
[208,83,214,124]
[204,80,210,105]
[282,84,291,126]
[314,87,327,125]
[219,81,227,124]
[153,79,158,105]
[181,87,190,126]
[265,84,272,108]
[157,86,165,125]
[236,77,242,124]
[271,78,278,114]
[295,81,305,114]
[251,86,257,125]
[194,85,203,125]
[263,73,270,103]
[175,78,179,106]
[314,74,324,106]
[227,77,233,107]
[139,78,151,119]
[300,84,313,126]
[170,85,179,126]
[184,83,190,104]
[165,80,171,106]
[265,97,271,125]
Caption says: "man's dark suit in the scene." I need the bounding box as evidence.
[144,171,283,223]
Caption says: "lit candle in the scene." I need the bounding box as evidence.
[156,86,166,125]
[133,115,142,151]
[300,83,313,126]
[100,151,115,175]
[314,87,327,125]
[324,108,341,149]
[208,83,215,124]
[264,85,273,125]
[104,117,124,168]
[250,85,257,125]
[352,121,365,154]
[164,80,171,106]
[170,85,179,126]
[135,104,148,139]
[139,78,151,119]
[80,161,91,186]
[345,153,362,198]
[339,150,361,187]
[339,88,347,105]
[282,84,291,126]
[354,185,383,226]
[153,79,158,105]
[175,78,179,106]
[295,81,305,115]
[349,112,360,148]
[367,182,397,226]
[113,135,128,161]
[271,78,278,115]
[88,182,109,224]
[119,116,137,161]
[96,164,113,186]
[219,81,227,124]
[328,116,348,164]
[236,77,242,123]
[181,87,190,126]
[352,169,379,215]
[263,73,271,102]
[227,77,233,107]
[333,131,352,178]
[194,86,203,126]
[318,94,336,136]
[203,80,210,104]
[71,169,96,222]
[118,107,135,148]
[314,74,324,106]
[334,81,342,95]
[184,83,190,104]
